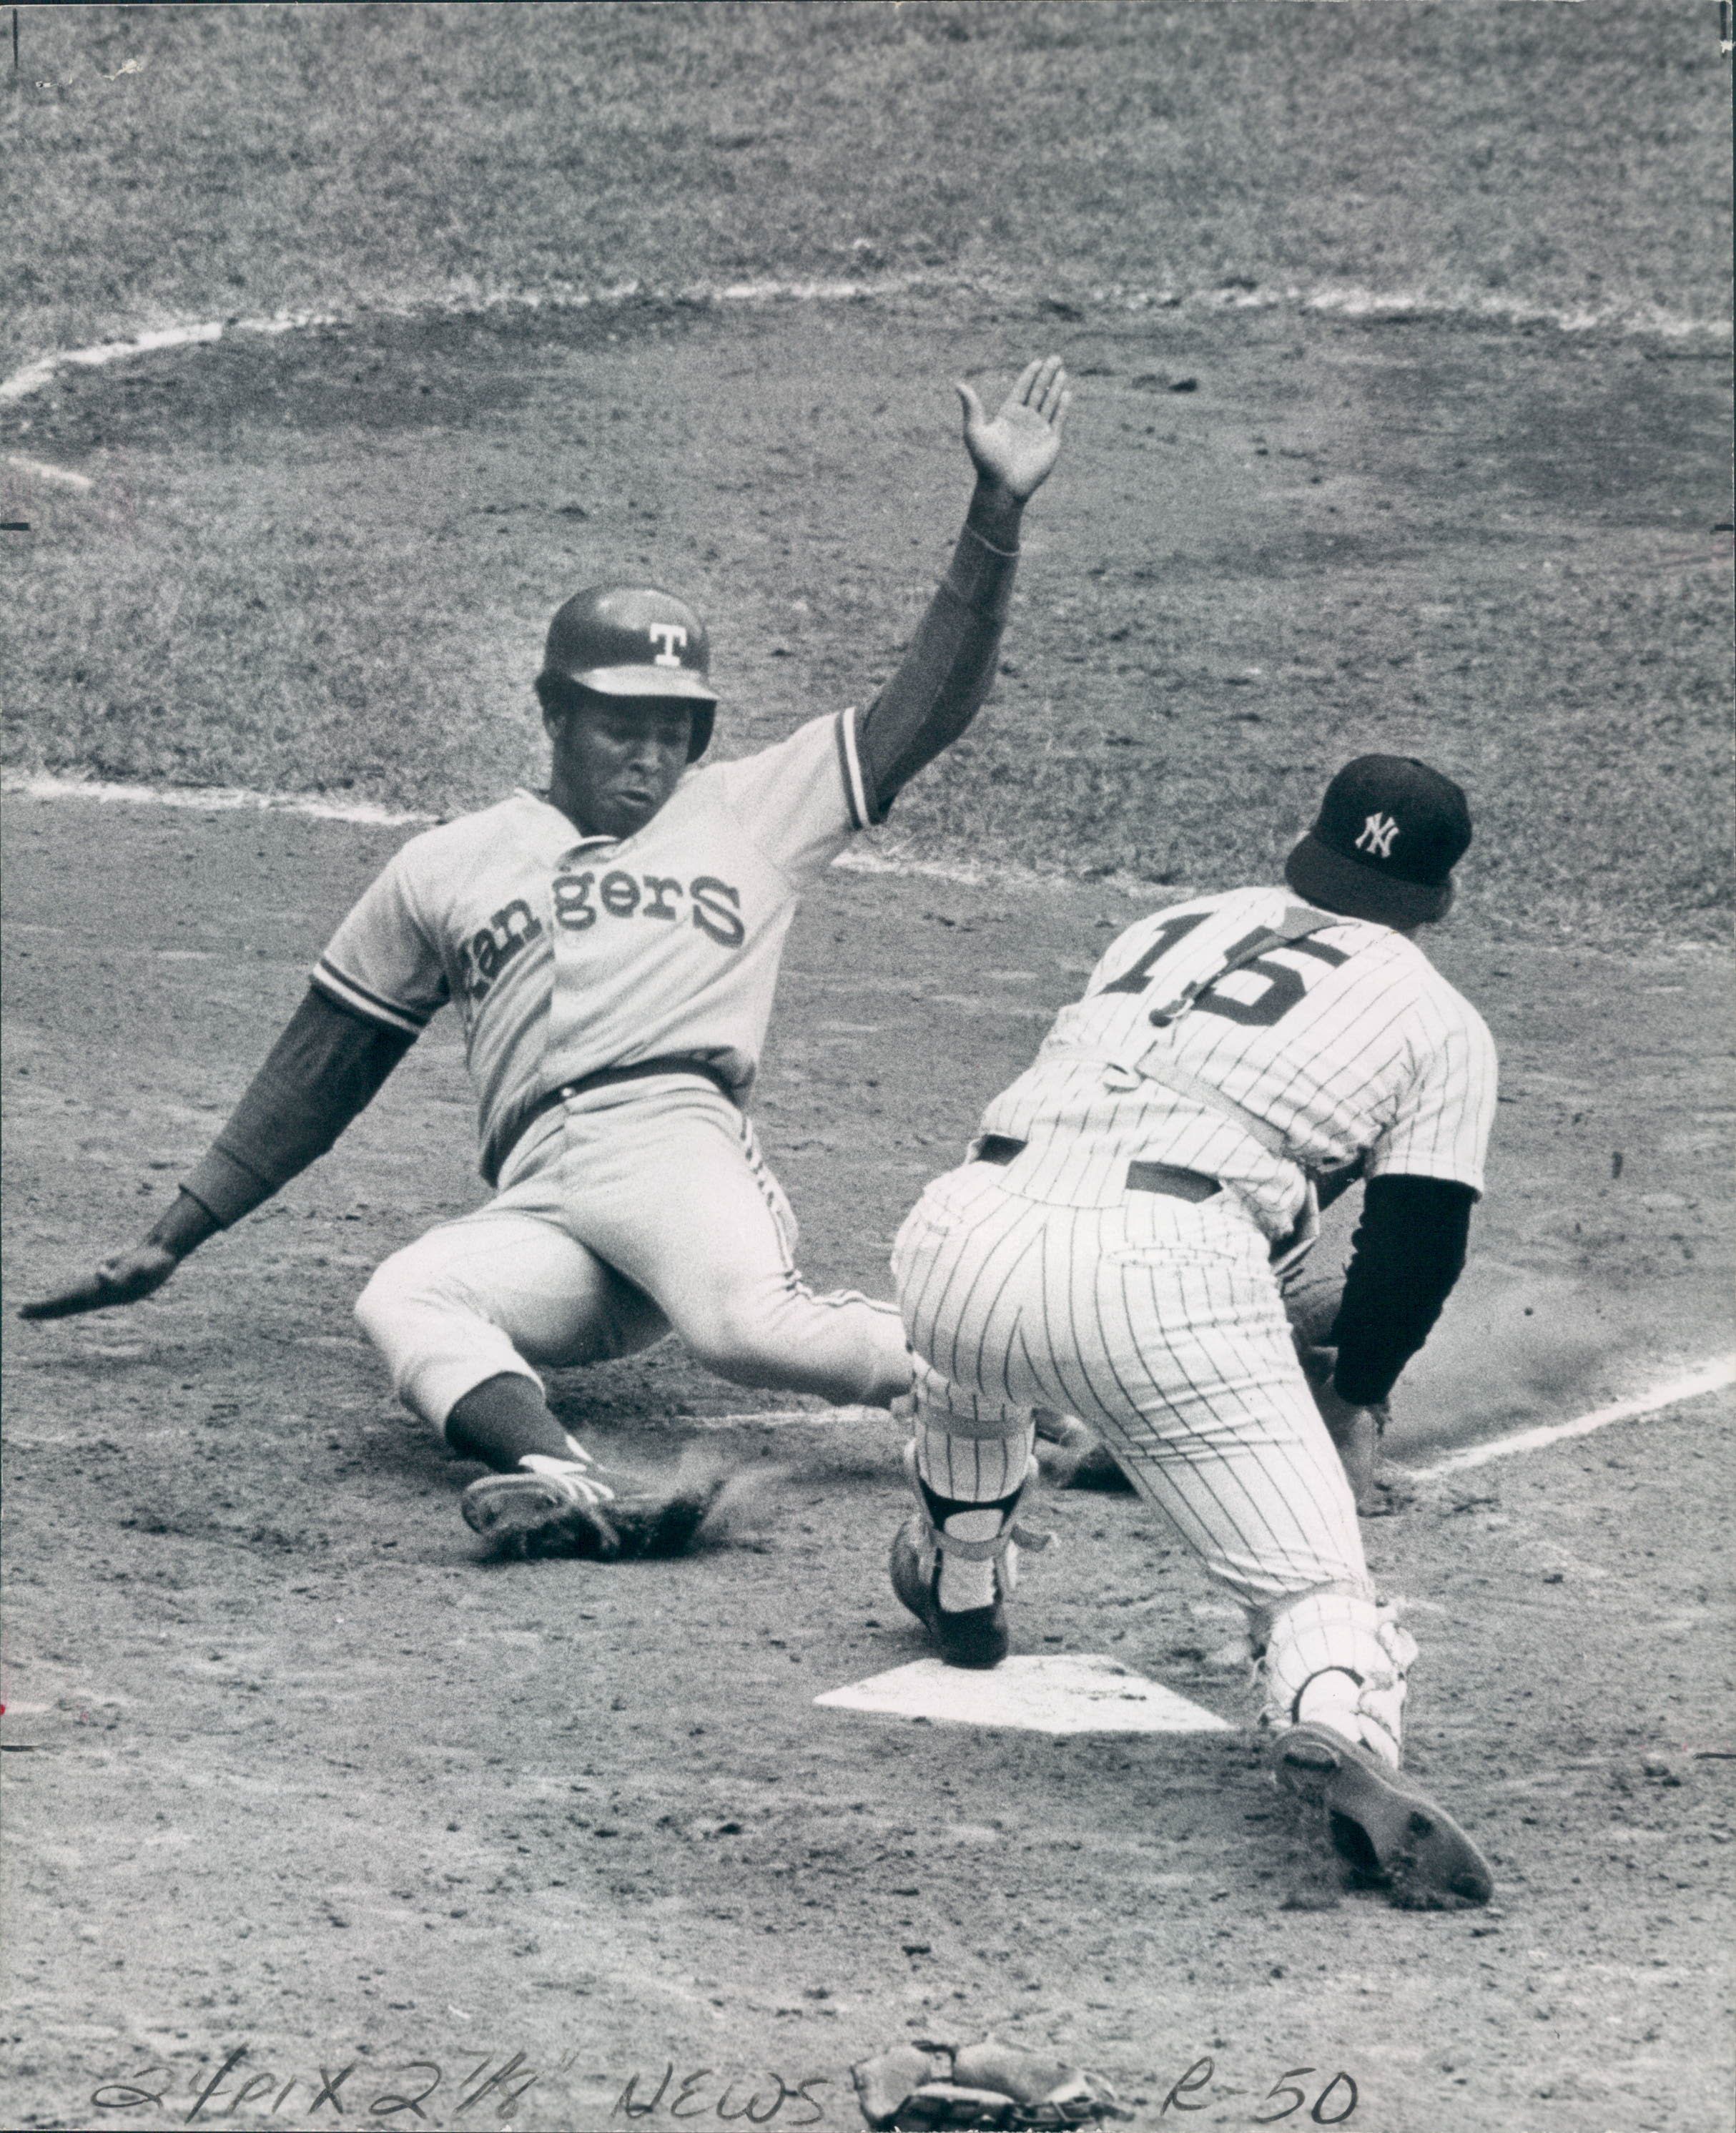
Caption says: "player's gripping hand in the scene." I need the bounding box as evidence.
[18,1243,182,1321]
[1311,1377,1384,1511]
[957,353,1071,501]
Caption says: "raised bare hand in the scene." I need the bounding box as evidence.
[957,355,1071,501]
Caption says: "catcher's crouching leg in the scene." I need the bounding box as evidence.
[888,1360,1047,1670]
[1258,1588,1493,1907]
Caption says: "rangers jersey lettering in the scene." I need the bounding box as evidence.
[976,885,1498,1234]
[312,708,872,1163]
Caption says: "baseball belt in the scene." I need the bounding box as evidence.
[975,1134,1221,1203]
[484,1055,740,1186]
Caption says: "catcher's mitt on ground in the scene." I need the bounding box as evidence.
[852,2040,1129,2129]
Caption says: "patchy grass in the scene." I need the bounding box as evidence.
[4,301,1727,942]
[4,6,1727,942]
[4,0,1728,372]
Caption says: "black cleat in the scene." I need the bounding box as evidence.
[460,1459,621,1560]
[888,1515,1010,1669]
[1271,1723,1495,1909]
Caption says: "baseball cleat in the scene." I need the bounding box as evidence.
[461,1456,621,1562]
[889,1514,1012,1670]
[1270,1723,1495,1908]
[1033,1409,1136,1494]
[1060,1439,1137,1493]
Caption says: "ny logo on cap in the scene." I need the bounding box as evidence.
[1354,811,1400,858]
[648,623,689,667]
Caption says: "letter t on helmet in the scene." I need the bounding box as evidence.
[539,586,720,761]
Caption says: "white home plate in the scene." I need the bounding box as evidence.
[814,1655,1231,1735]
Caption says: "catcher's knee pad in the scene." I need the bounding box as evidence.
[1253,1587,1416,1770]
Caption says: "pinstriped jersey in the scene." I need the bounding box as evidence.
[312,709,872,1165]
[977,885,1498,1234]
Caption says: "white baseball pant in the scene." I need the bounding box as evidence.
[892,1159,1413,1764]
[356,1078,910,1428]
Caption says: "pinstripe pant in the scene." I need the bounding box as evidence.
[893,1160,1410,1751]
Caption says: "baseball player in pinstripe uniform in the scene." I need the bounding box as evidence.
[21,357,1071,1562]
[889,756,1501,1906]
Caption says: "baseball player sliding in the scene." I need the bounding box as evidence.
[889,756,1501,1907]
[21,356,1071,1561]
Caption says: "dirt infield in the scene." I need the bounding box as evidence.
[3,171,1733,2127]
[4,789,1732,2132]
[6,0,1735,2112]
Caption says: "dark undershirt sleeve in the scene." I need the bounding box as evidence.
[181,986,418,1228]
[857,518,1020,817]
[1331,1173,1477,1406]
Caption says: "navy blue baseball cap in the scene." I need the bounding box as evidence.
[1284,755,1472,927]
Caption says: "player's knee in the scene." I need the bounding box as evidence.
[354,1249,457,1352]
[355,1257,408,1341]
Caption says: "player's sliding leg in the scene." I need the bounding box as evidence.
[887,1359,1041,1668]
[354,1208,667,1556]
[549,1085,913,1409]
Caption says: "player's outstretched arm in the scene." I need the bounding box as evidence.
[1330,1174,1476,1409]
[16,987,417,1322]
[16,1191,219,1320]
[857,356,1070,813]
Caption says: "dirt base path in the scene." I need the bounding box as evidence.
[3,795,1731,2132]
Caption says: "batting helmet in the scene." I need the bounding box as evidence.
[538,585,719,761]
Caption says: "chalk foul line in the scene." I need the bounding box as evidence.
[650,1358,1736,1474]
[1408,1354,1736,1478]
[0,771,1170,900]
[0,769,434,828]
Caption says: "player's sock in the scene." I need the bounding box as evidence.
[1261,1591,1414,1770]
[445,1371,578,1472]
[1294,1669,1396,1764]
[914,1417,1035,1612]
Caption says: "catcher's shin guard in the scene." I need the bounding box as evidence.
[1271,1723,1495,1909]
[888,1442,1048,1670]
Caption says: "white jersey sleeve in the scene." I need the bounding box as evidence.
[1366,992,1499,1194]
[710,708,870,884]
[312,845,450,1036]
